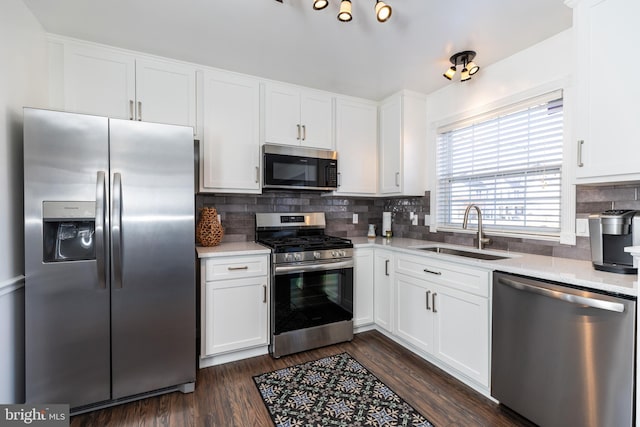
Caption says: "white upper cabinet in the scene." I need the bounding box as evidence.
[61,40,197,133]
[135,58,197,128]
[572,0,640,183]
[378,91,427,196]
[63,43,135,120]
[334,97,378,195]
[200,69,261,193]
[264,82,334,149]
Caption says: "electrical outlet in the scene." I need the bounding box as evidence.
[353,213,358,224]
[576,218,589,237]
[410,212,418,226]
[424,214,430,225]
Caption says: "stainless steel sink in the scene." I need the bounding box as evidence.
[417,246,511,260]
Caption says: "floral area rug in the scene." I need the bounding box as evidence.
[253,352,434,427]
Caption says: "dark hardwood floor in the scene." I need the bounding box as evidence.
[70,330,534,427]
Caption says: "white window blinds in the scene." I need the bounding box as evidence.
[436,91,564,236]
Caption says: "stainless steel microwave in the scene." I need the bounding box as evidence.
[262,144,338,191]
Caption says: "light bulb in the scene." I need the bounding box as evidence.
[467,61,480,75]
[443,66,456,80]
[313,0,328,10]
[375,1,392,22]
[338,0,352,21]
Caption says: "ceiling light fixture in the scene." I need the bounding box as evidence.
[443,50,481,82]
[308,0,392,23]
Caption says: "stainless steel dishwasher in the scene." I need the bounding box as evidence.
[492,271,636,427]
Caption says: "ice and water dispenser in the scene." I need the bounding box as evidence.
[42,201,96,262]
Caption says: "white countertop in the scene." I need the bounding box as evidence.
[196,242,271,258]
[195,237,638,296]
[353,237,638,297]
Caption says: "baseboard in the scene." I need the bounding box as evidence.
[199,346,269,369]
[0,275,25,297]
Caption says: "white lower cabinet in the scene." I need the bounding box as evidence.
[390,253,491,388]
[373,249,394,332]
[353,248,374,327]
[200,254,269,367]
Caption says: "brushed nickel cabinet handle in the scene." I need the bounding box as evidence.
[577,140,584,167]
[255,166,259,184]
[296,124,301,140]
[385,259,389,276]
[432,293,437,313]
[228,266,249,271]
[302,124,306,141]
[129,100,134,120]
[395,172,400,187]
[137,101,142,121]
[423,268,442,275]
[263,284,267,303]
[426,290,431,311]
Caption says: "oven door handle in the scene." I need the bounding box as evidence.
[274,259,354,275]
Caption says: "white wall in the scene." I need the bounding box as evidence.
[426,29,576,244]
[0,0,48,404]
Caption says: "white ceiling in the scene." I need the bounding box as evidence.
[22,0,572,100]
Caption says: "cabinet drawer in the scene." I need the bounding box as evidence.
[395,254,490,297]
[204,255,269,281]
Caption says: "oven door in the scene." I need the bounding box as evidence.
[273,259,353,335]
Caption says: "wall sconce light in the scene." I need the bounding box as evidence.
[443,50,480,82]
[310,0,392,23]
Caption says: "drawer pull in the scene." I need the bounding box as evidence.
[425,290,431,311]
[228,266,249,271]
[423,268,442,275]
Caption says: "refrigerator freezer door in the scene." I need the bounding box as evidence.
[24,108,111,407]
[109,119,195,399]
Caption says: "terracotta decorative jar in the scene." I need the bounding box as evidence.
[196,207,224,247]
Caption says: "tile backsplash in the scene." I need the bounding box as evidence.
[196,183,640,261]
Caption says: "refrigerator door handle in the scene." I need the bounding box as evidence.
[96,171,107,289]
[112,172,123,289]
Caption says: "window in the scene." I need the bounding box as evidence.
[436,91,563,238]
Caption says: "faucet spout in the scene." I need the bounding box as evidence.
[462,204,492,250]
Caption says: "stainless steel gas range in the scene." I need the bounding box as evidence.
[256,212,354,358]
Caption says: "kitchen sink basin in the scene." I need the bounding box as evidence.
[417,246,512,260]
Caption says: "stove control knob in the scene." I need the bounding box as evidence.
[313,251,321,259]
[284,253,293,262]
[294,253,302,261]
[339,250,346,257]
[331,251,338,257]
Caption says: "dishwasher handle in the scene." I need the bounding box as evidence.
[497,276,625,313]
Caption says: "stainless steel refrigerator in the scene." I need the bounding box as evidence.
[23,108,196,412]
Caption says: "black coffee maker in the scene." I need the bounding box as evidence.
[588,209,640,274]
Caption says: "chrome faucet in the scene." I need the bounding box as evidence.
[463,204,492,250]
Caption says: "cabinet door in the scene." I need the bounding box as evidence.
[353,248,374,327]
[335,98,377,194]
[264,83,302,146]
[394,274,433,353]
[204,277,268,355]
[374,250,393,332]
[432,285,489,386]
[63,44,135,119]
[574,0,640,181]
[135,58,196,130]
[300,90,334,149]
[379,95,402,194]
[201,70,261,193]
